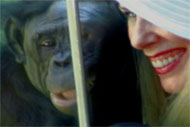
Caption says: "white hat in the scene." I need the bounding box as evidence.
[116,0,190,40]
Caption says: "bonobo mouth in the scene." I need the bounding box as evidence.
[50,74,96,115]
[50,90,76,110]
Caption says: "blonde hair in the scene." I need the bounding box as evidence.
[134,50,190,126]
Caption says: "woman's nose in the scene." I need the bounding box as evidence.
[130,16,161,50]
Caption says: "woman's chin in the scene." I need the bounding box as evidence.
[160,75,185,94]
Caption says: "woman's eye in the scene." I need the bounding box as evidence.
[119,6,136,18]
[41,39,56,47]
[126,12,136,18]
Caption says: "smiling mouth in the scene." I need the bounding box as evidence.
[149,48,186,74]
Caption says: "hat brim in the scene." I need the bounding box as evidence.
[116,0,190,40]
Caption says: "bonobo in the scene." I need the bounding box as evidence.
[1,0,141,126]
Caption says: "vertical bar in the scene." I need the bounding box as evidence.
[66,0,90,127]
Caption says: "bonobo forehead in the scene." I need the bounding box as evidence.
[24,0,121,49]
[47,1,67,23]
[27,0,119,27]
[48,0,120,24]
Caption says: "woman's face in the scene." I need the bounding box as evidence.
[124,10,190,93]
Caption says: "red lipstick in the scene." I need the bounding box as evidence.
[148,48,186,74]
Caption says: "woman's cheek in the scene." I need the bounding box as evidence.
[127,18,136,40]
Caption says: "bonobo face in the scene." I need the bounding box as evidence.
[22,1,121,115]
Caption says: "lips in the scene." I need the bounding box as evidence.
[50,90,76,110]
[148,48,186,74]
[49,75,95,112]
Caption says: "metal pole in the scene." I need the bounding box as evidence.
[66,0,90,127]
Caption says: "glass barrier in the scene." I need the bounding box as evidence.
[0,0,141,126]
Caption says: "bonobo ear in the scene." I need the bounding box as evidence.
[5,17,26,64]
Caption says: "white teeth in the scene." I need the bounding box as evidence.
[152,61,157,67]
[152,61,163,68]
[151,54,181,68]
[163,59,169,66]
[157,60,163,68]
[168,57,174,63]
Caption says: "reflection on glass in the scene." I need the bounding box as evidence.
[1,0,140,126]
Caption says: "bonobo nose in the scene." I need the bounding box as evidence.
[54,52,71,67]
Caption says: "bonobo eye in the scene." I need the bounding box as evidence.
[82,31,90,39]
[40,39,56,47]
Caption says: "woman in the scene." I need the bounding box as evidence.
[116,0,190,126]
